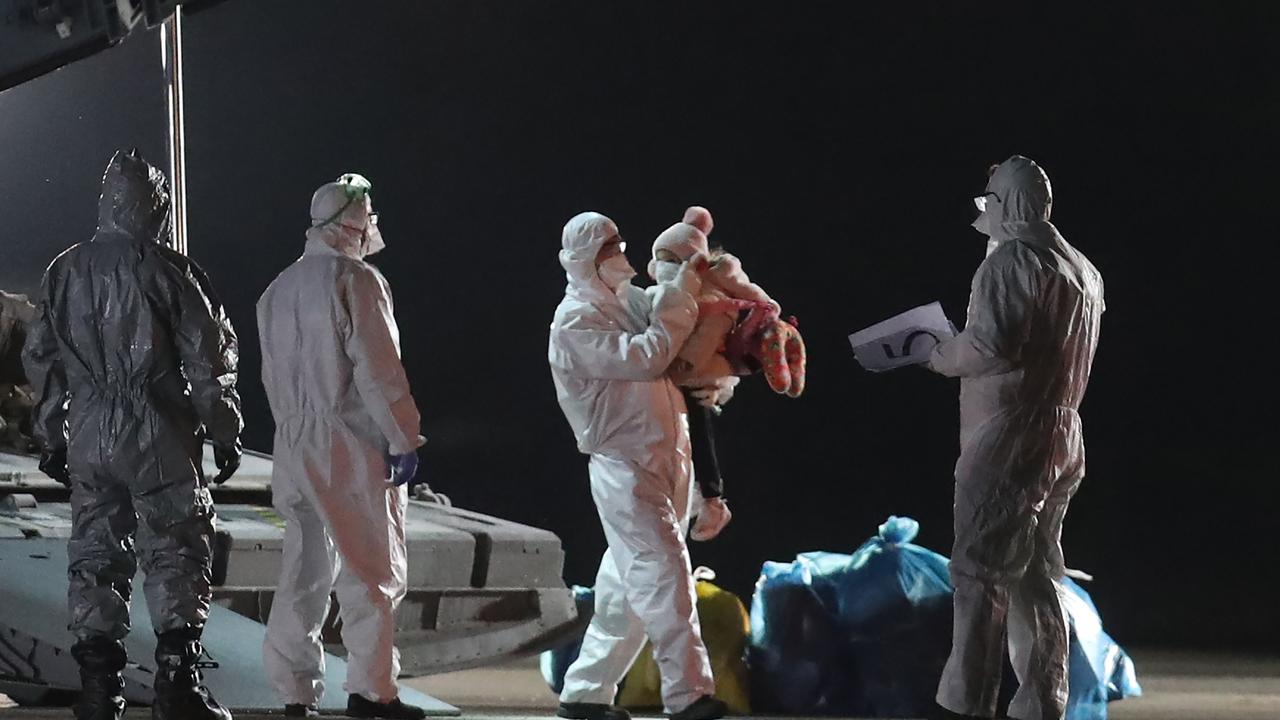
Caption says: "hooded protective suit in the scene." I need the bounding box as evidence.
[929,156,1104,720]
[22,149,242,646]
[258,176,422,707]
[0,291,37,453]
[549,212,716,713]
[0,290,34,381]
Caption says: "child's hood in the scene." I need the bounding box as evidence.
[651,222,709,262]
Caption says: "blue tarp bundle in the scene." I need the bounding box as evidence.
[747,516,1141,719]
[1060,579,1144,718]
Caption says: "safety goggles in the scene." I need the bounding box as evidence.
[317,174,375,228]
[973,192,1000,212]
[337,212,377,234]
[598,236,627,258]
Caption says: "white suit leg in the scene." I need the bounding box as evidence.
[1006,469,1080,720]
[582,453,712,713]
[560,549,649,705]
[939,568,1009,717]
[1006,576,1069,720]
[939,412,1083,720]
[329,474,409,703]
[938,423,1036,718]
[263,469,339,706]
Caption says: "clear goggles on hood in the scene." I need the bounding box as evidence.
[316,173,375,229]
[597,236,627,259]
[973,192,1000,213]
[338,211,378,234]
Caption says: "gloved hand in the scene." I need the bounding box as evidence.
[387,450,420,487]
[671,253,709,296]
[38,447,70,486]
[212,439,243,485]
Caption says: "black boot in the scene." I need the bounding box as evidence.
[346,693,427,719]
[558,701,632,720]
[152,626,232,720]
[71,638,127,720]
[928,705,995,720]
[285,703,320,717]
[670,696,728,720]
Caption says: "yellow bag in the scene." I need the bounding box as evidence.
[615,572,751,713]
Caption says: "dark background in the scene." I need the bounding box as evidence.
[1,3,1276,651]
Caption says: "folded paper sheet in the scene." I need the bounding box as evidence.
[848,302,955,372]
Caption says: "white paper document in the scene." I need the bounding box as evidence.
[848,301,956,372]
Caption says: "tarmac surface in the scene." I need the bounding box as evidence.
[2,648,1277,719]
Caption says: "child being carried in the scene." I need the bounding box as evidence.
[646,206,806,542]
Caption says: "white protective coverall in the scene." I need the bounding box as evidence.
[930,156,1104,720]
[258,178,422,705]
[548,212,716,713]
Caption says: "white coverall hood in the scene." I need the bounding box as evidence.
[306,175,385,259]
[560,211,635,300]
[973,155,1055,243]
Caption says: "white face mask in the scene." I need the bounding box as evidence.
[972,191,997,237]
[972,209,994,238]
[596,253,636,291]
[361,221,385,257]
[653,259,680,283]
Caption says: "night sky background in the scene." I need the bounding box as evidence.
[1,3,1276,651]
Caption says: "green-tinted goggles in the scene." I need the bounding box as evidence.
[317,173,374,228]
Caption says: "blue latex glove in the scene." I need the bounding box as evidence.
[387,450,420,487]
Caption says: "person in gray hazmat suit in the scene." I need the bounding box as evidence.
[22,150,244,720]
[927,155,1104,720]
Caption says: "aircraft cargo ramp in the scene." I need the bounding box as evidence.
[0,448,581,713]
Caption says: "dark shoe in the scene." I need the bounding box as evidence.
[558,702,632,720]
[670,696,727,720]
[152,626,232,720]
[928,704,992,720]
[286,704,321,717]
[346,693,427,719]
[71,638,128,720]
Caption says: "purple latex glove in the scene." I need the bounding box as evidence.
[387,450,420,487]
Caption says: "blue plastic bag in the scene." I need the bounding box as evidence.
[747,559,847,713]
[747,516,1141,719]
[1061,578,1143,719]
[748,516,954,717]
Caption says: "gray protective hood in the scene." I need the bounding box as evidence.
[974,155,1057,245]
[95,149,172,245]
